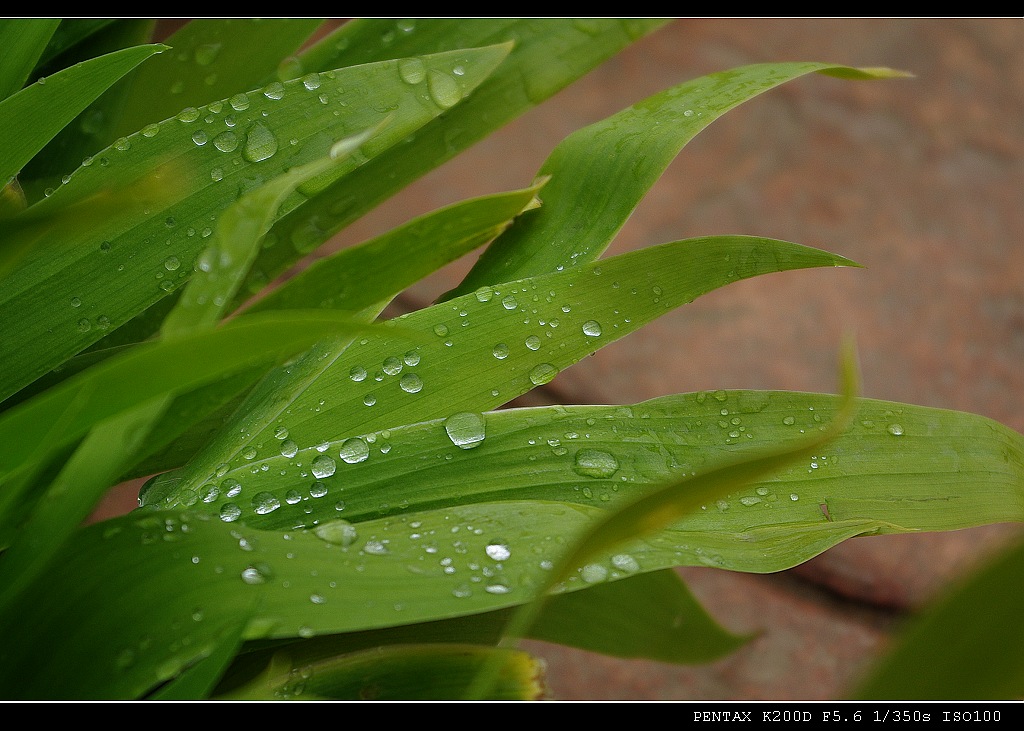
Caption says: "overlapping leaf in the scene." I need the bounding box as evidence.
[0,44,509,402]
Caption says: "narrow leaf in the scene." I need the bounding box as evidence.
[163,235,855,503]
[217,643,546,701]
[241,19,669,307]
[446,62,909,299]
[0,19,61,101]
[0,45,509,402]
[0,43,166,187]
[852,536,1024,700]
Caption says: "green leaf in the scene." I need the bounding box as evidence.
[33,19,118,71]
[159,388,1023,570]
[0,395,168,613]
[0,43,166,188]
[245,181,546,317]
[103,19,326,145]
[0,44,509,403]
[852,536,1024,700]
[148,611,252,700]
[241,19,669,307]
[0,312,386,548]
[446,62,909,299]
[217,643,546,700]
[163,235,854,503]
[161,124,386,338]
[527,569,749,664]
[0,19,61,101]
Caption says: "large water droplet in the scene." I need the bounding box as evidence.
[314,519,358,547]
[485,541,511,561]
[887,423,904,436]
[398,57,426,84]
[528,363,558,386]
[444,412,486,450]
[262,81,286,100]
[229,92,250,111]
[611,554,640,573]
[582,320,602,337]
[580,563,608,583]
[339,437,369,464]
[311,455,336,478]
[492,343,509,360]
[243,122,278,162]
[399,373,423,393]
[427,69,461,108]
[252,491,281,514]
[219,503,241,522]
[382,356,403,376]
[525,335,541,351]
[280,440,298,458]
[213,130,239,152]
[241,564,272,585]
[573,449,619,479]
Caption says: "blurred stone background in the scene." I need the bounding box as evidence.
[99,18,1024,700]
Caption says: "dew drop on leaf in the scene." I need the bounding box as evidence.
[339,437,369,464]
[528,363,558,386]
[314,519,358,547]
[243,122,278,162]
[572,449,619,479]
[311,455,336,479]
[445,412,486,450]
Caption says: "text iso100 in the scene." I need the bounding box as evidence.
[943,711,1001,722]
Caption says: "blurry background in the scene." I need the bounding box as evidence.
[108,18,1024,699]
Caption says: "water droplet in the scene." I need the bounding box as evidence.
[263,81,286,100]
[580,563,608,583]
[783,416,796,426]
[492,343,509,360]
[70,297,81,308]
[229,92,250,111]
[573,449,619,479]
[403,350,420,367]
[887,423,904,436]
[177,107,200,123]
[427,69,461,108]
[363,394,376,407]
[76,318,91,333]
[444,412,486,450]
[501,294,518,310]
[219,503,241,522]
[582,320,602,337]
[474,286,493,303]
[339,437,369,464]
[252,492,281,515]
[163,256,180,271]
[200,483,220,503]
[222,478,242,498]
[210,167,224,181]
[241,564,271,584]
[242,446,257,460]
[314,519,358,547]
[399,373,423,393]
[739,496,762,506]
[528,363,558,386]
[382,356,403,375]
[311,455,336,478]
[274,425,289,440]
[485,542,511,561]
[285,490,302,505]
[141,123,160,138]
[611,554,640,573]
[525,335,541,351]
[280,440,298,458]
[433,324,449,337]
[484,581,511,595]
[363,539,389,555]
[191,130,208,146]
[301,72,322,90]
[243,122,278,162]
[213,130,238,152]
[349,365,367,382]
[193,42,222,65]
[398,57,426,84]
[310,481,328,498]
[790,494,800,501]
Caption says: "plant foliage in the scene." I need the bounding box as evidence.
[0,18,1020,700]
